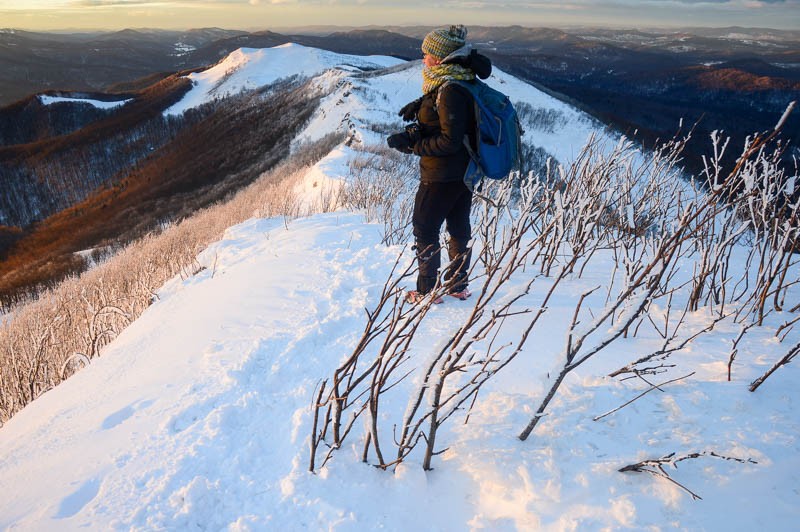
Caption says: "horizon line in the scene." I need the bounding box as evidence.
[2,23,798,34]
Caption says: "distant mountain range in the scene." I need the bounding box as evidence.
[2,26,798,107]
[0,27,421,105]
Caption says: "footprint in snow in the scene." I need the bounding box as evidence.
[100,399,155,430]
[54,478,101,519]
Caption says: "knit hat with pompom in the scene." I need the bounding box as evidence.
[421,25,467,59]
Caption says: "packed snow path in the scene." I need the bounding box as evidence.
[0,214,403,529]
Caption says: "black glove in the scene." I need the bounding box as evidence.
[387,131,413,153]
[398,98,422,121]
[404,123,421,144]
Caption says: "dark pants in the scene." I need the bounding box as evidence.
[412,181,473,294]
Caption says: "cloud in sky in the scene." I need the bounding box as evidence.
[0,0,798,29]
[4,0,797,8]
[68,0,250,5]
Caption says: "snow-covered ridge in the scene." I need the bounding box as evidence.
[39,95,132,109]
[163,43,405,116]
[164,41,611,187]
[292,50,603,171]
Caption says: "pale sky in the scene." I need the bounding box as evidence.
[1,0,798,32]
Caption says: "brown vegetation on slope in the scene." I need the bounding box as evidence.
[0,80,319,309]
[0,74,192,164]
[692,67,800,91]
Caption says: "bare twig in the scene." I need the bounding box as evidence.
[749,340,800,392]
[593,372,695,421]
[620,451,758,500]
[728,322,757,381]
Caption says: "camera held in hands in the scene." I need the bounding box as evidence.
[387,123,422,154]
[404,123,421,143]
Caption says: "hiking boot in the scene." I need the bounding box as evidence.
[405,290,443,305]
[448,288,472,301]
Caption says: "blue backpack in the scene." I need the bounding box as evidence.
[439,79,522,190]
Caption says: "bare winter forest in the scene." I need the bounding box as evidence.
[0,77,319,308]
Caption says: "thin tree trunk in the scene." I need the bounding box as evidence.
[518,368,568,441]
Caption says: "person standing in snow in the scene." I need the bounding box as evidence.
[386,25,492,304]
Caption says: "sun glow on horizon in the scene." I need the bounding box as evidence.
[0,0,798,31]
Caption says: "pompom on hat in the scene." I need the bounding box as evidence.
[422,25,467,60]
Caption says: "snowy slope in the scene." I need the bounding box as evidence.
[163,42,606,169]
[1,210,797,530]
[291,52,605,168]
[0,44,798,531]
[164,43,405,116]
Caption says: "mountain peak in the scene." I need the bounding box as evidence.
[163,44,405,116]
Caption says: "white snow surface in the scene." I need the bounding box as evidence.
[164,43,405,116]
[39,95,132,109]
[1,44,799,531]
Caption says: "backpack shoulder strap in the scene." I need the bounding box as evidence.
[435,80,481,167]
[434,79,477,112]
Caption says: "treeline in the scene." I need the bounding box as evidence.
[0,95,115,147]
[0,117,186,227]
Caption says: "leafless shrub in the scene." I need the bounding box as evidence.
[341,145,418,245]
[311,105,799,471]
[518,137,706,439]
[749,339,799,392]
[612,103,799,390]
[695,121,800,326]
[311,133,699,469]
[620,450,758,501]
[310,172,583,471]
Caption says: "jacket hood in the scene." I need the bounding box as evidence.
[440,45,492,80]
